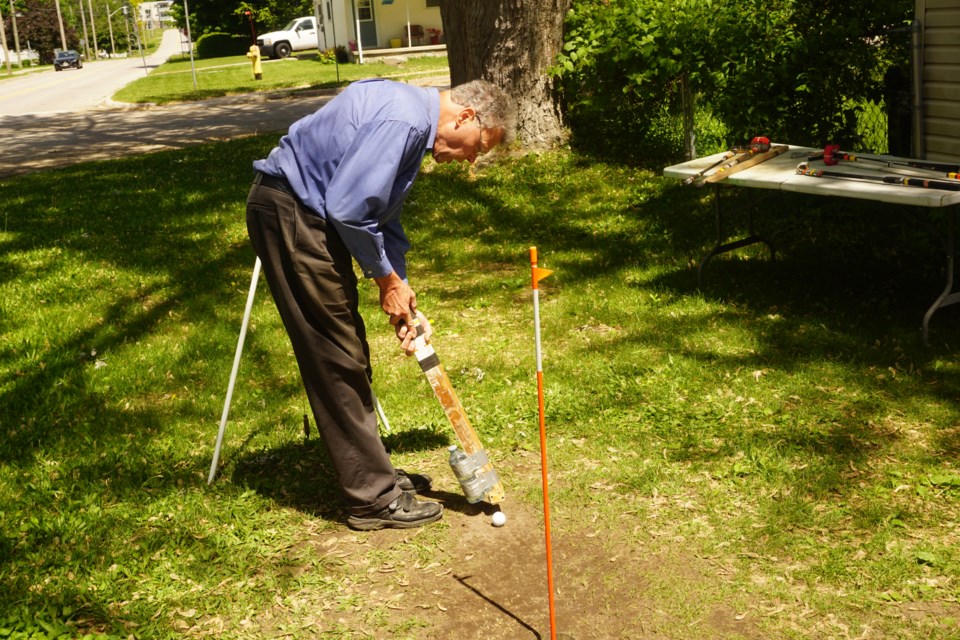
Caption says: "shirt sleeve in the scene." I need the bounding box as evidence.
[381,218,410,282]
[323,119,424,279]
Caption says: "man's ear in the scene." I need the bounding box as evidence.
[455,107,476,127]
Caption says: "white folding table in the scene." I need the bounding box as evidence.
[663,146,960,343]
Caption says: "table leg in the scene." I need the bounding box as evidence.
[922,207,960,345]
[697,184,776,287]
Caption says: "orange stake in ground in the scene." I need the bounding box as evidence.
[529,246,557,640]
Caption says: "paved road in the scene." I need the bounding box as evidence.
[0,32,449,179]
[0,29,340,179]
[0,29,189,116]
[0,91,343,178]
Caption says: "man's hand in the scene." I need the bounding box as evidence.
[375,271,425,355]
[397,311,432,356]
[375,271,416,325]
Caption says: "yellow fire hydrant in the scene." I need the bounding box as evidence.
[247,45,263,80]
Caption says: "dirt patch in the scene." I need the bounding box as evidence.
[275,491,764,640]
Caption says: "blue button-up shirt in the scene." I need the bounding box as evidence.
[254,79,440,280]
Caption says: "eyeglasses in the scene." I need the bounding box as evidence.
[473,114,487,155]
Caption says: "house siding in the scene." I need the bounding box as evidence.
[916,0,960,162]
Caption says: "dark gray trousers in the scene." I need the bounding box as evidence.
[245,178,401,516]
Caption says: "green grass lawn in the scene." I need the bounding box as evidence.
[113,53,450,105]
[1,140,959,638]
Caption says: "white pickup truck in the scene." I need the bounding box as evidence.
[256,16,320,59]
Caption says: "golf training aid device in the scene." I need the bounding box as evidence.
[681,149,737,185]
[796,162,960,192]
[409,315,505,504]
[690,137,788,187]
[821,144,960,178]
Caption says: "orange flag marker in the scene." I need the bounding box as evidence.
[529,246,557,640]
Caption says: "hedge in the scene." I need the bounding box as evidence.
[196,32,253,59]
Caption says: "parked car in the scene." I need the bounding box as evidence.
[53,50,82,71]
[256,17,318,58]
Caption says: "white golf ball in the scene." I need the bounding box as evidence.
[491,511,506,527]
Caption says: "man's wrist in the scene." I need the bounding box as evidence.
[374,271,402,291]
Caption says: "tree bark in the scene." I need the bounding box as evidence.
[439,0,570,150]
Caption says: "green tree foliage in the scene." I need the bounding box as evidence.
[714,0,911,147]
[556,0,912,161]
[166,0,314,37]
[556,0,726,159]
[4,0,80,63]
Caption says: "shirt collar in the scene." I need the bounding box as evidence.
[425,87,441,150]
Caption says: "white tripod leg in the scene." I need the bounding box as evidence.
[208,257,261,484]
[373,391,392,434]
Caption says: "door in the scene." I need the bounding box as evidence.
[295,17,318,50]
[355,0,378,48]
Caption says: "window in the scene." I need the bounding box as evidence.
[358,0,372,21]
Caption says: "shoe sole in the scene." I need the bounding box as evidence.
[347,508,443,531]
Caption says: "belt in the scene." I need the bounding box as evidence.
[254,171,296,197]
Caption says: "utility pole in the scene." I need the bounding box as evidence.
[86,0,99,60]
[79,0,90,61]
[53,0,67,50]
[0,2,11,76]
[135,10,146,74]
[107,4,125,57]
[122,5,131,55]
[10,0,21,68]
[182,0,196,88]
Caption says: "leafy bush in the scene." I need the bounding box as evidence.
[556,0,727,162]
[317,47,337,64]
[557,0,912,161]
[317,46,352,65]
[196,32,252,59]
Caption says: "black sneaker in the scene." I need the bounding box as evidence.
[396,469,432,494]
[347,492,443,531]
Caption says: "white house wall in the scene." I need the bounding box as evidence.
[319,0,441,52]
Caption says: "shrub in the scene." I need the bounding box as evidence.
[557,0,912,161]
[318,48,336,64]
[196,32,252,59]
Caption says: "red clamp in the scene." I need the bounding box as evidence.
[823,144,842,166]
[750,136,771,153]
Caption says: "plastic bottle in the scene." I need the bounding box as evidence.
[447,445,486,503]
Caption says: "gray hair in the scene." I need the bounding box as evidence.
[451,80,517,145]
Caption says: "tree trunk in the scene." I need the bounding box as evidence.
[439,0,570,150]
